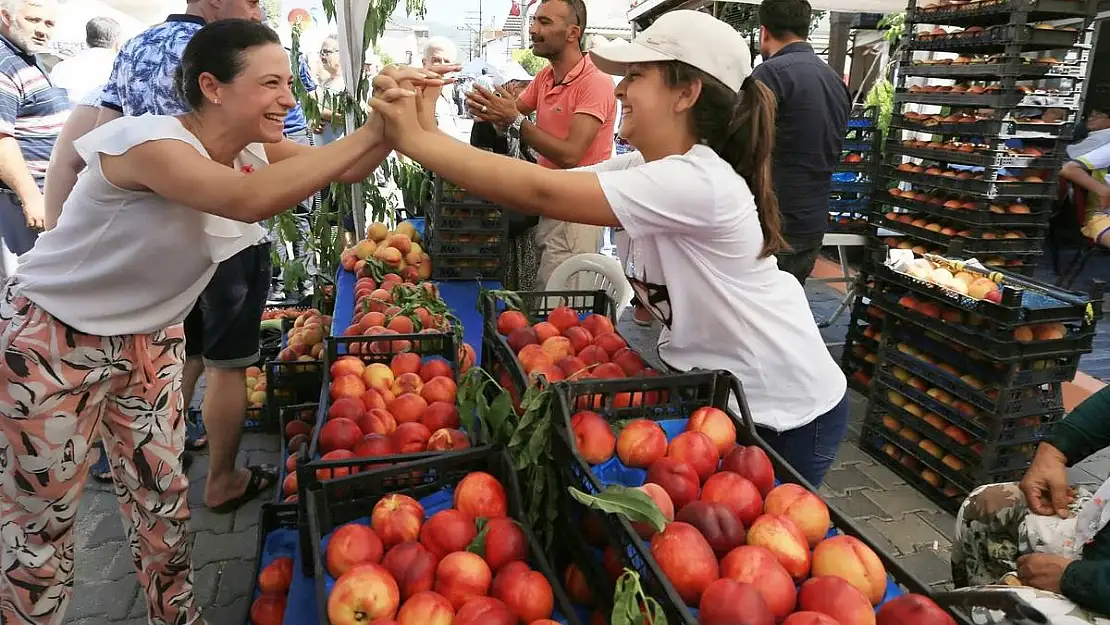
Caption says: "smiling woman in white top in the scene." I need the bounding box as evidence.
[370,10,849,487]
[0,20,447,624]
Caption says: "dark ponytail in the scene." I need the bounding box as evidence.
[174,19,281,110]
[661,63,788,258]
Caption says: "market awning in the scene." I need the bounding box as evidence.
[628,0,907,24]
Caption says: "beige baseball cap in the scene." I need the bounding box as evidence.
[590,10,753,92]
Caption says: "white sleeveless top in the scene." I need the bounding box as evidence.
[14,114,268,336]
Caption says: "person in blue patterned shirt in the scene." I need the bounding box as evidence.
[97,0,279,515]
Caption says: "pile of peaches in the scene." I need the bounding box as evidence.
[569,407,956,624]
[881,237,1024,269]
[888,186,1033,215]
[881,209,1030,242]
[897,137,1049,159]
[321,471,574,625]
[495,307,657,387]
[279,352,473,502]
[893,161,1049,184]
[250,555,295,625]
[278,308,331,363]
[340,220,432,283]
[896,293,1068,342]
[340,275,459,344]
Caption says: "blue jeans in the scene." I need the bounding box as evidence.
[756,393,850,487]
[0,192,37,256]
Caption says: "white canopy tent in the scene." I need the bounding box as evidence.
[628,0,907,25]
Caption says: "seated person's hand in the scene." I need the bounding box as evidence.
[1017,553,1075,593]
[1020,443,1074,517]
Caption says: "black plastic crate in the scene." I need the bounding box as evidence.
[900,59,1086,79]
[480,289,619,394]
[278,401,318,502]
[881,167,1060,199]
[876,191,1050,226]
[870,288,1095,360]
[889,113,1074,139]
[907,24,1082,52]
[433,176,501,208]
[556,489,618,622]
[549,371,948,625]
[860,427,966,514]
[874,215,1047,255]
[430,254,504,281]
[887,142,1062,170]
[247,503,299,617]
[303,446,585,625]
[265,358,324,424]
[910,0,1091,26]
[894,89,1080,110]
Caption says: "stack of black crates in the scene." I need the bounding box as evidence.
[873,0,1098,274]
[425,176,509,281]
[828,106,883,235]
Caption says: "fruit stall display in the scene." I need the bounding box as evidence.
[340,220,432,284]
[481,290,660,406]
[303,446,587,625]
[249,503,299,625]
[265,309,329,427]
[856,247,1102,511]
[427,177,508,281]
[828,107,882,235]
[876,0,1099,274]
[427,176,509,282]
[549,370,971,625]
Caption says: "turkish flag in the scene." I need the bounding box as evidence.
[510,0,520,16]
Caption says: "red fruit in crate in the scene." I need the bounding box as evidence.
[422,402,461,431]
[257,557,294,593]
[371,494,425,549]
[698,578,774,625]
[482,517,527,572]
[701,472,764,526]
[764,484,832,548]
[319,418,361,453]
[391,372,425,397]
[427,428,470,451]
[686,406,737,457]
[667,431,719,483]
[282,471,297,497]
[454,471,508,518]
[382,541,437,600]
[498,310,530,336]
[650,522,720,604]
[390,352,422,377]
[458,343,477,374]
[330,374,367,401]
[783,612,843,625]
[532,321,561,342]
[327,524,384,578]
[616,419,668,468]
[396,590,453,625]
[316,449,358,480]
[352,434,395,463]
[327,564,400,625]
[421,376,458,404]
[360,388,388,413]
[455,596,516,625]
[563,326,594,354]
[494,565,555,622]
[329,397,366,421]
[557,356,589,379]
[547,305,580,332]
[285,419,312,440]
[580,511,606,548]
[507,327,539,353]
[720,545,797,621]
[797,576,874,625]
[593,332,628,357]
[435,551,492,610]
[418,358,454,382]
[876,593,957,625]
[646,457,701,510]
[611,348,646,376]
[391,422,432,454]
[676,501,746,557]
[285,451,299,474]
[491,561,531,598]
[577,344,610,366]
[330,355,365,379]
[592,362,626,380]
[420,509,478,560]
[631,483,674,538]
[249,594,286,625]
[358,408,398,436]
[721,445,776,497]
[603,546,624,581]
[746,515,812,581]
[582,313,615,338]
[389,393,428,424]
[571,411,616,464]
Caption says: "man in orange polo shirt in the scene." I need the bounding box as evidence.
[468,0,617,287]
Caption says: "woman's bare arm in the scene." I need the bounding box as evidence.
[43,104,101,229]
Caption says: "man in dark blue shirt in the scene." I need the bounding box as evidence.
[751,0,851,285]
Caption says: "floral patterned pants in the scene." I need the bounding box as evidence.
[0,282,200,625]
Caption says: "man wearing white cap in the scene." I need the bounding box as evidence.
[371,9,850,487]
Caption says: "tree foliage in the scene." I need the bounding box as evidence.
[512,48,549,75]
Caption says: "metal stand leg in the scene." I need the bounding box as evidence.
[817,245,858,330]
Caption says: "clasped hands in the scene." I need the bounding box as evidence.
[368,64,459,152]
[1015,442,1079,592]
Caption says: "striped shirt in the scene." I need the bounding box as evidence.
[0,34,71,189]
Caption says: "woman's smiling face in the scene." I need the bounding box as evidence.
[615,63,689,148]
[210,43,297,144]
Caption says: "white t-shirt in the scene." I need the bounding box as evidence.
[591,145,846,431]
[51,47,116,105]
[14,115,267,336]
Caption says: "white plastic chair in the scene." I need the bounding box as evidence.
[545,253,634,317]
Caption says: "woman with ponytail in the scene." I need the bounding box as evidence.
[370,9,849,486]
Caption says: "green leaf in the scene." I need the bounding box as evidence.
[568,485,667,534]
[523,415,552,466]
[611,570,668,625]
[466,517,489,556]
[486,389,514,444]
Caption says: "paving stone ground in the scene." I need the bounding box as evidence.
[63,278,1110,623]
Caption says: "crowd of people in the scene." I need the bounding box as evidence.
[0,0,1109,623]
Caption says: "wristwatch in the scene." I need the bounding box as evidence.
[508,113,526,139]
